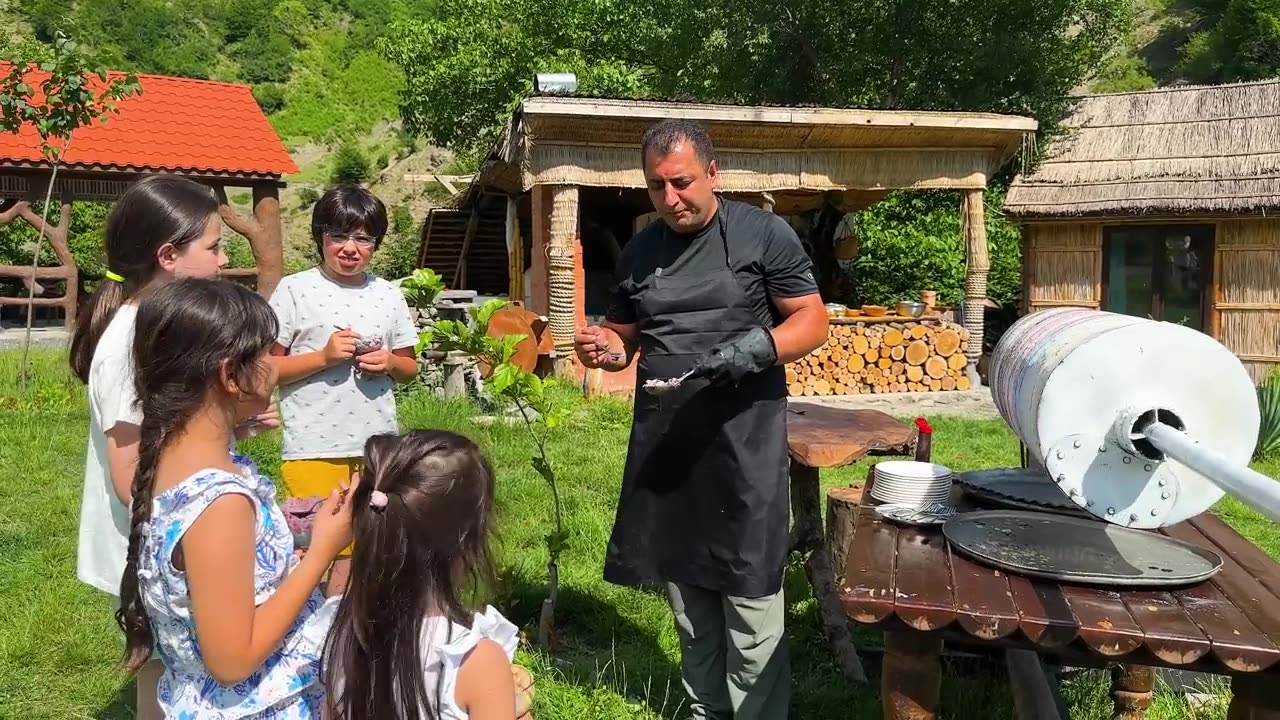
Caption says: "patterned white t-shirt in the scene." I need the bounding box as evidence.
[269,268,419,460]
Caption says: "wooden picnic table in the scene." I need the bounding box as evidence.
[839,466,1280,720]
[786,403,918,685]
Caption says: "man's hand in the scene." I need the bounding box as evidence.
[691,326,778,386]
[574,326,622,369]
[322,328,359,366]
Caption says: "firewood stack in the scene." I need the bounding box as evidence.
[786,320,971,396]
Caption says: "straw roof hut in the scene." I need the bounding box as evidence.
[1004,79,1280,381]
[424,91,1036,393]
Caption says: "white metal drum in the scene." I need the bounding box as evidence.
[989,308,1260,528]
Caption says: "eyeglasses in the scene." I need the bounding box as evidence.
[323,230,380,248]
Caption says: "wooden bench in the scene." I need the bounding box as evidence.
[839,465,1280,719]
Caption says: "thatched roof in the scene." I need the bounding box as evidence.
[453,95,1036,212]
[1004,78,1280,220]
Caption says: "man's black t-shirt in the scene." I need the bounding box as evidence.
[606,198,819,328]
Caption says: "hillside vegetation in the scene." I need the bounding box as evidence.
[2,0,460,283]
[1092,0,1280,92]
[1,0,1276,310]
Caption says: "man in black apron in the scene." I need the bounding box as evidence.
[573,119,829,719]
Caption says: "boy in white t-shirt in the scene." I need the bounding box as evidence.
[269,184,419,592]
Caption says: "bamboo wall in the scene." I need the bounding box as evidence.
[1215,218,1280,382]
[1023,218,1280,382]
[1024,224,1103,312]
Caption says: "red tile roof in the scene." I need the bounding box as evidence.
[0,69,298,177]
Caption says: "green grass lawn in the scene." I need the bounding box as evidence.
[1,349,1276,718]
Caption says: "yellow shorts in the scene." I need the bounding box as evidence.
[280,458,362,557]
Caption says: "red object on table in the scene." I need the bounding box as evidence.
[913,417,932,462]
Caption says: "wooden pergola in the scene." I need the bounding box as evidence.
[429,95,1038,391]
[0,70,297,327]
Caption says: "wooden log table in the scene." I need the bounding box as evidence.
[786,404,917,685]
[839,466,1280,719]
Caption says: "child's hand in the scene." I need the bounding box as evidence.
[309,474,359,561]
[234,400,280,440]
[355,346,391,376]
[323,328,360,366]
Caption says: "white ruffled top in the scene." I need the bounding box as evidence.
[428,605,520,719]
[332,605,520,719]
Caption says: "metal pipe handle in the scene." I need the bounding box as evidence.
[1143,421,1280,524]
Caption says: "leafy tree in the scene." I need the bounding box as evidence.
[0,31,140,385]
[416,298,570,648]
[1091,51,1159,93]
[379,0,1130,156]
[1176,0,1280,82]
[370,205,423,280]
[850,188,1021,308]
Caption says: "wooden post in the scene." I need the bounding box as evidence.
[442,351,468,399]
[1110,665,1154,720]
[529,186,551,315]
[506,196,523,302]
[545,185,580,379]
[961,189,988,387]
[790,460,868,685]
[216,183,284,299]
[882,631,943,720]
[454,201,482,290]
[826,486,863,588]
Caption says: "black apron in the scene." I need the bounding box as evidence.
[602,202,790,598]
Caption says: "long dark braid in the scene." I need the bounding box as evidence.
[115,277,279,674]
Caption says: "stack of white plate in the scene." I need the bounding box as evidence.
[870,461,954,508]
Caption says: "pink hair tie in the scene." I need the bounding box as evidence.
[368,490,389,511]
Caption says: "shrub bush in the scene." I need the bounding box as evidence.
[329,140,371,185]
[849,188,1021,309]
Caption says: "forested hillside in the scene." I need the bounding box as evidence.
[1,0,1277,309]
[0,0,462,282]
[1092,0,1280,92]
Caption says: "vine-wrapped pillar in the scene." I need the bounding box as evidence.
[542,184,582,378]
[961,189,988,388]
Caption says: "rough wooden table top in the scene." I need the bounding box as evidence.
[840,467,1280,677]
[786,404,917,468]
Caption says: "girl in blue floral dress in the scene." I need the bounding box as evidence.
[116,278,357,718]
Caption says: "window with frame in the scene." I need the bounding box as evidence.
[1102,224,1214,332]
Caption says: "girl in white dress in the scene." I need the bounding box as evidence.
[322,430,521,720]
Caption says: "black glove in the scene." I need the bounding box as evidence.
[692,326,778,386]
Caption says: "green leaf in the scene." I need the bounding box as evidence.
[473,298,509,328]
[544,529,570,556]
[489,362,519,394]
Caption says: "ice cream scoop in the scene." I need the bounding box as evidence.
[642,367,698,396]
